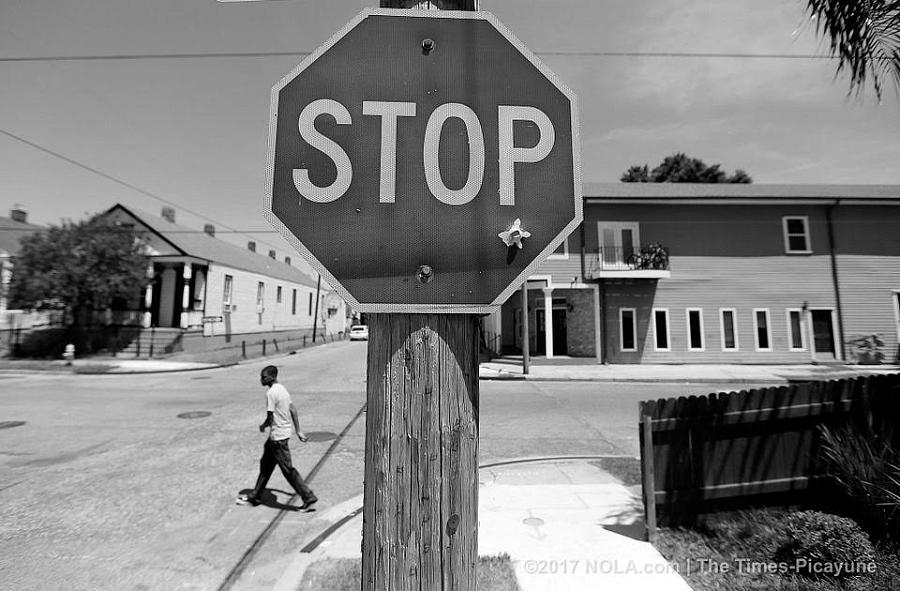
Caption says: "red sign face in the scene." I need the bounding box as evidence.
[265,9,581,313]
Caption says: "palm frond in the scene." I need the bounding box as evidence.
[805,0,900,99]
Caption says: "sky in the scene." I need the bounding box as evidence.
[1,0,899,278]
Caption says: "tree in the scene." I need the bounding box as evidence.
[8,215,150,324]
[803,0,900,100]
[621,153,753,183]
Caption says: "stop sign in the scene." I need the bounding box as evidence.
[264,9,582,313]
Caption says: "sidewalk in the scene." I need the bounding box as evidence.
[3,351,898,382]
[0,357,228,374]
[275,458,692,591]
[479,358,900,383]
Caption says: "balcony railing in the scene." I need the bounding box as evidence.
[587,244,671,278]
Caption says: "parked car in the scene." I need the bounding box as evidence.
[349,325,369,341]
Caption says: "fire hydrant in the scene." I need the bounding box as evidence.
[63,343,75,366]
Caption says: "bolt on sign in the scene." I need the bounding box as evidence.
[264,8,582,313]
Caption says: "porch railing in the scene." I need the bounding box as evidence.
[587,244,670,274]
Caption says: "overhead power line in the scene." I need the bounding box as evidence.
[0,50,845,63]
[0,127,286,251]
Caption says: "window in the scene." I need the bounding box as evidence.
[548,237,569,259]
[754,309,771,351]
[787,309,805,351]
[783,216,811,253]
[687,309,704,351]
[256,282,265,309]
[720,309,738,351]
[653,309,670,351]
[276,285,283,304]
[894,293,900,353]
[292,289,297,315]
[308,292,313,316]
[620,308,636,352]
[223,275,233,307]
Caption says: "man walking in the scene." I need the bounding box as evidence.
[236,365,318,511]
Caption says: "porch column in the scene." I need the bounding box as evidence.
[593,284,602,363]
[543,287,554,359]
[142,262,154,328]
[180,264,192,328]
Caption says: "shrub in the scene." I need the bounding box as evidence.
[818,423,900,537]
[774,511,875,582]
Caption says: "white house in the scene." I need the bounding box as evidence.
[102,204,347,353]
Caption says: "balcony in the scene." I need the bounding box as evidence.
[587,244,671,279]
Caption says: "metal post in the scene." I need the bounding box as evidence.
[521,282,530,375]
[312,275,321,342]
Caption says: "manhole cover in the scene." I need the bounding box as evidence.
[0,421,26,430]
[305,431,338,442]
[522,517,545,527]
[177,411,212,419]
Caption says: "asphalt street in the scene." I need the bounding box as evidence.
[0,341,754,590]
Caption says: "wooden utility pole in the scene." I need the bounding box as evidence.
[361,6,480,591]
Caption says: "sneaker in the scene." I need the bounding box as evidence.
[235,493,260,506]
[298,496,318,512]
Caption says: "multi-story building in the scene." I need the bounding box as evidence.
[496,183,900,364]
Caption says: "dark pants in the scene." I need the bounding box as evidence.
[251,438,315,503]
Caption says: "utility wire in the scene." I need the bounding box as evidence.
[0,127,286,251]
[0,50,848,62]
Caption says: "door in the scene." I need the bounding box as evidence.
[811,310,836,359]
[552,308,567,355]
[598,222,639,269]
[535,308,568,356]
[535,309,546,355]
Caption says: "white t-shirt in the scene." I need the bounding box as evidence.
[266,383,294,441]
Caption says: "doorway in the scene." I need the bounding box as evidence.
[535,308,568,356]
[811,309,837,360]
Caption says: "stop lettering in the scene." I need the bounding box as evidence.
[294,99,554,206]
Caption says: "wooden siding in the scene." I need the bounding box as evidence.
[203,265,328,336]
[534,247,584,284]
[601,255,838,363]
[833,206,900,364]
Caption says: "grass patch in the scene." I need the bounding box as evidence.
[589,456,642,486]
[655,508,900,590]
[72,363,113,374]
[296,554,520,591]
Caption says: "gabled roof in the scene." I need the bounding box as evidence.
[104,204,318,289]
[584,182,900,201]
[0,216,43,257]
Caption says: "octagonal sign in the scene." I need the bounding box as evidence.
[264,9,581,313]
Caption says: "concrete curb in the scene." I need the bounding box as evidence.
[479,374,788,384]
[0,339,355,376]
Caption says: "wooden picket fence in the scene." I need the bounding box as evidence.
[639,373,900,536]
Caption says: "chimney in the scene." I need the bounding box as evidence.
[247,241,256,252]
[268,249,276,259]
[10,205,27,224]
[284,256,292,265]
[161,207,176,223]
[203,224,215,237]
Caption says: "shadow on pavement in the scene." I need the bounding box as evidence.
[237,488,301,512]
